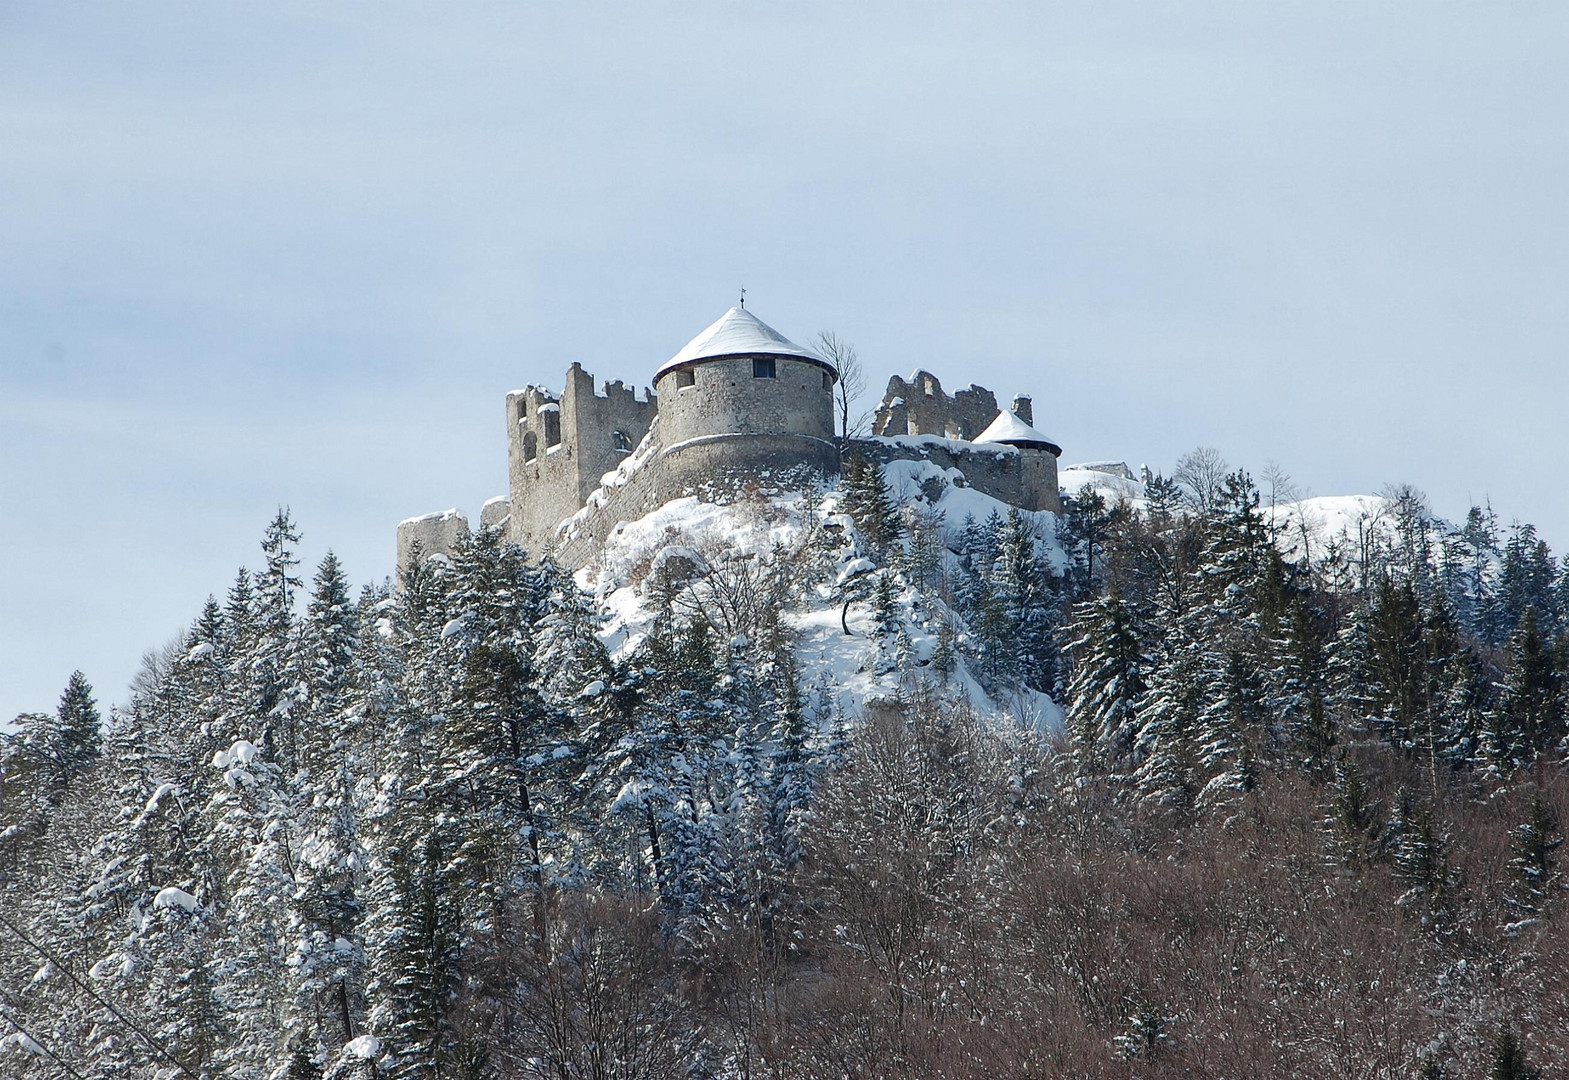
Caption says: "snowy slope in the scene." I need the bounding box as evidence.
[573,467,1066,731]
[1268,494,1396,563]
[1060,464,1146,507]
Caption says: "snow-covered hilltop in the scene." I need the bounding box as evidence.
[397,305,1063,576]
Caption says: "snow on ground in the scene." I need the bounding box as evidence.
[1,1031,45,1056]
[575,467,1068,732]
[1269,494,1393,563]
[1059,464,1146,507]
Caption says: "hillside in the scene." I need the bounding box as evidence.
[4,456,1569,1078]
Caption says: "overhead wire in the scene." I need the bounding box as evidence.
[0,912,200,1079]
[0,997,89,1080]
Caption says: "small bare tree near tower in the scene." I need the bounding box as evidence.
[814,330,868,445]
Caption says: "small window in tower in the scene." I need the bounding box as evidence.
[542,410,561,448]
[523,432,538,462]
[676,368,696,389]
[612,430,632,453]
[753,357,776,379]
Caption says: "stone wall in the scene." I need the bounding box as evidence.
[852,435,1061,514]
[396,509,470,572]
[505,365,656,558]
[551,449,669,568]
[551,431,839,568]
[561,363,657,506]
[873,370,999,441]
[654,354,835,447]
[480,496,511,530]
[506,386,582,558]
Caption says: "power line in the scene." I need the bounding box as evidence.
[0,913,199,1079]
[0,999,89,1080]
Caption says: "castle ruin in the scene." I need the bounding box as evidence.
[397,305,1062,570]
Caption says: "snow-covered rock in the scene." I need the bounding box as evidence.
[1060,465,1146,506]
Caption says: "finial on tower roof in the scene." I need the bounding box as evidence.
[739,286,746,308]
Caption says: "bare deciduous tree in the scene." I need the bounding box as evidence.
[814,330,869,443]
[1173,446,1230,512]
[1261,459,1300,512]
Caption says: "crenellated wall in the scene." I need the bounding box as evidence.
[504,364,656,558]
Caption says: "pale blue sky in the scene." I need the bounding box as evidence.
[3,2,1567,719]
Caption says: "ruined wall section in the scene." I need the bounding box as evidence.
[396,509,470,572]
[560,363,657,506]
[506,385,579,557]
[873,371,999,441]
[505,366,656,558]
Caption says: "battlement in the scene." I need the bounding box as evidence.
[502,362,659,557]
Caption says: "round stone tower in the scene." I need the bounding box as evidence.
[651,305,839,491]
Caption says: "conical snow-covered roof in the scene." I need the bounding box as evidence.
[975,409,1062,455]
[655,306,832,380]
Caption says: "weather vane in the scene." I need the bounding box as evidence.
[739,286,746,308]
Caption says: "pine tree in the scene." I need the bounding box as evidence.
[1489,1023,1539,1080]
[1061,488,1115,598]
[992,507,1061,694]
[256,508,305,765]
[1134,630,1206,816]
[1194,648,1261,808]
[1494,607,1563,770]
[1327,603,1379,736]
[839,453,902,555]
[1329,762,1379,864]
[1065,588,1146,777]
[1505,793,1561,918]
[289,551,369,1055]
[535,563,611,704]
[1388,789,1449,912]
[1268,600,1334,776]
[870,570,901,663]
[52,671,102,785]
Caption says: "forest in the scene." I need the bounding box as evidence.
[3,451,1569,1079]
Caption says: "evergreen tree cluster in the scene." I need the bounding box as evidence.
[0,509,836,1079]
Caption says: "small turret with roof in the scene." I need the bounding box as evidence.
[975,408,1062,457]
